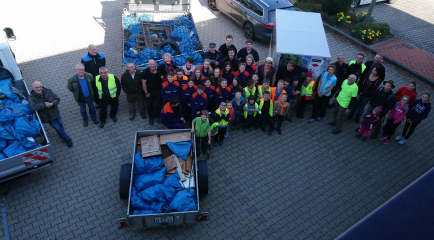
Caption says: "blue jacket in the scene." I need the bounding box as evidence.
[204,85,216,104]
[221,72,234,86]
[231,96,245,113]
[285,83,300,101]
[215,86,231,106]
[181,85,197,105]
[161,81,180,102]
[160,102,184,126]
[191,92,208,113]
[81,52,106,78]
[233,70,250,88]
[406,99,431,123]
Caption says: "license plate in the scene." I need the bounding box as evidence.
[154,216,174,223]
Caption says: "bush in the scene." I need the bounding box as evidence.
[352,25,382,44]
[294,1,315,12]
[356,11,375,24]
[322,0,353,15]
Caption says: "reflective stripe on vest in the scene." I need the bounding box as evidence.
[96,74,117,99]
[259,98,273,117]
[215,108,229,127]
[244,102,260,118]
[210,122,220,136]
[300,81,315,97]
[348,61,366,83]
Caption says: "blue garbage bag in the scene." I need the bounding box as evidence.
[138,184,176,204]
[138,13,154,23]
[134,153,165,174]
[170,27,189,41]
[0,124,16,140]
[134,166,167,190]
[14,115,41,138]
[3,139,40,157]
[164,172,184,191]
[131,187,152,210]
[0,101,14,123]
[167,140,193,160]
[5,99,33,118]
[0,152,6,160]
[0,138,7,151]
[0,78,20,102]
[169,189,197,212]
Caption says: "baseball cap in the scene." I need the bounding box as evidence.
[209,43,216,47]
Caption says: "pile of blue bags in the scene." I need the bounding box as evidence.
[123,13,202,67]
[131,152,197,215]
[0,78,41,160]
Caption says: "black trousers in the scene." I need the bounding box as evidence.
[214,126,227,143]
[296,97,308,118]
[244,115,255,128]
[383,118,401,138]
[93,84,100,105]
[269,115,284,131]
[100,98,119,122]
[402,121,420,139]
[195,136,208,155]
[145,89,162,120]
[311,95,329,119]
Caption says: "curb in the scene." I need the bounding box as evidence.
[322,22,434,88]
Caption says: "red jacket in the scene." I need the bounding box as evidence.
[395,86,417,105]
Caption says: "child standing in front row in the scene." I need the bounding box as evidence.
[268,93,289,136]
[224,101,233,138]
[231,91,245,130]
[191,110,211,158]
[358,106,382,140]
[286,75,300,122]
[243,95,261,132]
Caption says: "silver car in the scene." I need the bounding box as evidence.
[208,0,295,41]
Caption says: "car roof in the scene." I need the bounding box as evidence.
[258,0,293,10]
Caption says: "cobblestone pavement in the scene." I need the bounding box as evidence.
[355,0,434,54]
[1,0,434,239]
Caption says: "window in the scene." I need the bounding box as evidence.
[239,0,249,8]
[250,1,263,16]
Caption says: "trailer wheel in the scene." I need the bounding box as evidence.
[157,41,180,56]
[197,160,208,196]
[119,163,132,200]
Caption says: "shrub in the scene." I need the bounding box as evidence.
[356,11,375,24]
[322,0,353,15]
[294,1,315,12]
[352,26,382,44]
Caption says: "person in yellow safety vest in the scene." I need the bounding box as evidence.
[209,121,219,151]
[243,95,261,132]
[346,53,366,83]
[243,80,257,100]
[255,91,273,132]
[95,67,121,128]
[213,101,229,147]
[296,71,315,119]
[256,78,271,102]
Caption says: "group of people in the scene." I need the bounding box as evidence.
[29,41,431,153]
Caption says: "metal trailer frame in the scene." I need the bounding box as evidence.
[121,0,205,72]
[119,129,207,229]
[0,79,54,183]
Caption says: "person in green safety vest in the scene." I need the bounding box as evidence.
[255,91,273,132]
[95,67,121,128]
[212,101,229,147]
[346,53,366,83]
[191,110,211,158]
[243,80,257,100]
[243,95,261,132]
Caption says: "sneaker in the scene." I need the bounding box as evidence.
[355,118,360,124]
[93,119,99,124]
[379,135,387,141]
[395,135,403,141]
[140,113,147,119]
[370,133,378,139]
[83,121,88,127]
[346,115,352,120]
[99,121,105,128]
[332,129,342,134]
[243,127,248,133]
[399,138,407,144]
[155,118,160,123]
[111,117,118,122]
[231,126,235,131]
[149,118,154,126]
[384,139,390,144]
[129,114,135,120]
[308,119,315,123]
[224,133,229,139]
[66,139,73,147]
[260,126,266,132]
[277,128,282,135]
[95,103,100,109]
[219,142,223,147]
[317,117,322,122]
[226,132,230,138]
[328,122,336,126]
[254,125,259,130]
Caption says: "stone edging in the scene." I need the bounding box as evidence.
[322,22,434,88]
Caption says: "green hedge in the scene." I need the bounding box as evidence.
[322,0,353,15]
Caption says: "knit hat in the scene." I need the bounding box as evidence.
[306,72,313,78]
[373,106,382,114]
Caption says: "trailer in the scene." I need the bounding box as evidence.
[122,0,205,72]
[0,29,54,184]
[118,129,208,229]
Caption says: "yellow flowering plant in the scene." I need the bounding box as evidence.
[352,27,381,44]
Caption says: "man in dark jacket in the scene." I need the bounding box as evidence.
[160,97,185,129]
[81,44,106,108]
[331,55,348,99]
[203,43,222,69]
[219,48,241,72]
[363,53,385,80]
[67,63,99,127]
[276,60,300,86]
[121,62,146,121]
[96,67,122,128]
[29,81,73,147]
[218,35,237,58]
[367,80,396,138]
[346,53,366,83]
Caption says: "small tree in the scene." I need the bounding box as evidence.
[363,0,377,27]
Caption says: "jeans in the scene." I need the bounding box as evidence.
[100,98,119,122]
[127,92,145,114]
[48,115,70,141]
[311,95,330,119]
[256,113,270,127]
[77,97,96,122]
[402,121,420,139]
[145,89,162,120]
[333,103,347,131]
[269,115,284,131]
[232,111,242,124]
[348,95,371,120]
